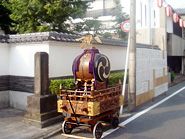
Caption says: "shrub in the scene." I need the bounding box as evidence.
[49,71,128,95]
[108,71,128,85]
[49,78,75,94]
[171,71,175,81]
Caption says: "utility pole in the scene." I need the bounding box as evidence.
[128,0,136,112]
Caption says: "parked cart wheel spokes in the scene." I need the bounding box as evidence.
[111,117,119,129]
[93,122,103,139]
[62,121,73,134]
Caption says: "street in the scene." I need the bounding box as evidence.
[49,81,185,139]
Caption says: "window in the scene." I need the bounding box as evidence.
[145,5,147,26]
[141,2,142,27]
[153,10,155,18]
[153,10,156,26]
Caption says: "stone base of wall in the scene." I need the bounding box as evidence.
[0,91,9,108]
[0,91,32,110]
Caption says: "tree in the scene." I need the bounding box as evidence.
[3,0,89,33]
[0,1,14,34]
[74,17,103,35]
[112,0,129,40]
[103,32,112,39]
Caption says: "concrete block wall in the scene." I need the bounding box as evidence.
[136,48,168,106]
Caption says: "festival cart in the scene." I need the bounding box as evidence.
[57,35,124,139]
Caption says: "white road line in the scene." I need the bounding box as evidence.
[62,133,92,139]
[102,86,185,138]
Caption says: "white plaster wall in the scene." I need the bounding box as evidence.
[49,42,84,77]
[0,43,9,75]
[1,41,126,78]
[9,91,32,110]
[49,42,127,78]
[9,42,49,77]
[167,16,173,33]
[135,0,160,29]
[96,44,126,71]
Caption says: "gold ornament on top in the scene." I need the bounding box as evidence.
[76,35,102,49]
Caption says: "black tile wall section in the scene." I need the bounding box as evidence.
[0,75,10,91]
[0,75,34,93]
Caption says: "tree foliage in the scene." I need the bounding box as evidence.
[3,0,89,33]
[0,1,14,34]
[74,17,103,35]
[73,0,129,40]
[112,0,129,40]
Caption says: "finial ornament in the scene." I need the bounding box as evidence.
[76,35,102,49]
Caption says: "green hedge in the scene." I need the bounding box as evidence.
[49,71,128,94]
[171,71,175,81]
[49,78,75,94]
[108,71,128,85]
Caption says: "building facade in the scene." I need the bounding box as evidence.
[83,0,185,75]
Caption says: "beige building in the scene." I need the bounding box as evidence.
[83,0,185,74]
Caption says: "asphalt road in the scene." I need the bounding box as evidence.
[49,81,185,139]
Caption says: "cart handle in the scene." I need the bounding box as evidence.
[66,90,79,126]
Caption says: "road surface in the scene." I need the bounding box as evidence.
[49,81,185,139]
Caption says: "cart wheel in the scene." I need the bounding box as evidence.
[111,117,119,129]
[93,122,103,139]
[62,121,72,134]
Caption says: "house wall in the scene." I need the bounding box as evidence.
[136,0,160,29]
[136,1,167,52]
[167,33,185,56]
[167,16,173,33]
[136,27,166,50]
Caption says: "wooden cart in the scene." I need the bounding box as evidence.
[57,83,123,139]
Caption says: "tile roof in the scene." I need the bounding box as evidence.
[0,32,159,49]
[0,32,127,47]
[175,8,185,15]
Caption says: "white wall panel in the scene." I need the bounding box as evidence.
[0,43,9,75]
[9,43,49,77]
[49,42,127,78]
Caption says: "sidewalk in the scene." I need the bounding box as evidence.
[0,74,185,139]
[0,108,62,139]
[169,73,185,87]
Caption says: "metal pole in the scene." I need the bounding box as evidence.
[128,0,136,112]
[120,33,130,114]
